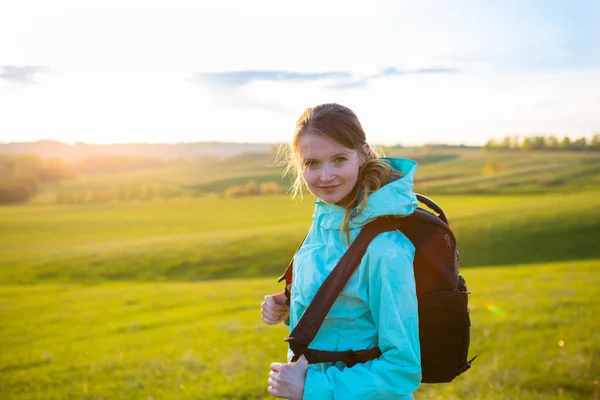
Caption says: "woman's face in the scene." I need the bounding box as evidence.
[297,133,362,205]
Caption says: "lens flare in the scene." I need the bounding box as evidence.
[484,303,505,316]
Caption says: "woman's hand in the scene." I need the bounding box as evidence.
[261,287,290,325]
[267,355,308,400]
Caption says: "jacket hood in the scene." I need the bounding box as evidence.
[312,157,418,230]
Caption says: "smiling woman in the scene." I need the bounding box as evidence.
[297,135,361,205]
[262,103,421,400]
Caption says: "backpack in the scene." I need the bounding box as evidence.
[278,193,476,383]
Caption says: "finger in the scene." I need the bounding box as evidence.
[262,306,286,315]
[267,303,288,312]
[261,310,285,323]
[269,370,281,379]
[262,309,286,321]
[262,308,288,321]
[262,315,281,325]
[267,385,282,398]
[270,362,284,371]
[262,310,282,323]
[263,299,287,312]
[267,377,279,388]
[266,295,289,311]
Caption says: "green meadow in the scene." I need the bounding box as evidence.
[1,148,599,399]
[2,192,599,283]
[1,260,599,399]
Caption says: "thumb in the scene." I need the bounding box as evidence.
[297,354,308,365]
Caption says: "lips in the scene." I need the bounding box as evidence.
[319,184,341,193]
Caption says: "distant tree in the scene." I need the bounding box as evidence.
[74,155,162,174]
[260,181,282,195]
[483,138,497,151]
[243,180,259,195]
[512,135,521,149]
[13,154,43,177]
[223,185,244,199]
[223,180,281,198]
[560,136,572,150]
[146,185,155,200]
[130,184,142,200]
[521,137,533,151]
[546,136,559,150]
[38,157,73,181]
[497,136,511,150]
[482,160,501,175]
[590,134,600,151]
[0,178,38,204]
[571,137,587,151]
[532,136,546,150]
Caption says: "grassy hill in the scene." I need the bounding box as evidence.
[386,147,600,194]
[26,148,600,207]
[1,260,598,399]
[1,190,599,284]
[1,146,599,399]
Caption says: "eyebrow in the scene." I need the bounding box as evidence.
[302,152,353,162]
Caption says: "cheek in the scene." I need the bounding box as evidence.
[342,164,360,184]
[302,169,317,186]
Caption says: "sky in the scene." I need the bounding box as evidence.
[1,0,599,146]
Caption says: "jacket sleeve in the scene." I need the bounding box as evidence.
[302,231,422,400]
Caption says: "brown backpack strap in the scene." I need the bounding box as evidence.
[285,216,409,361]
[303,347,382,367]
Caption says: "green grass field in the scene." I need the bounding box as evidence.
[29,149,600,205]
[1,260,598,399]
[1,191,599,284]
[1,148,599,399]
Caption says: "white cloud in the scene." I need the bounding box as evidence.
[1,0,599,145]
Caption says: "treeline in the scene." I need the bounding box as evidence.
[0,154,167,204]
[74,156,163,173]
[484,134,600,151]
[55,180,286,204]
[223,180,283,198]
[56,184,169,204]
[0,155,74,204]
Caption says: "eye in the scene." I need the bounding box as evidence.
[334,156,347,163]
[303,160,317,168]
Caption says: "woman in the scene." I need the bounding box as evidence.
[261,103,421,399]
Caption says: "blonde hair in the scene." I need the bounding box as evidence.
[280,103,400,243]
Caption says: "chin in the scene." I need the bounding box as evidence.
[316,189,350,205]
[319,195,343,204]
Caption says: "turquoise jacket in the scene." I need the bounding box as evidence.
[288,158,422,400]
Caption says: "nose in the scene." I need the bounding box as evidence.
[320,164,335,183]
